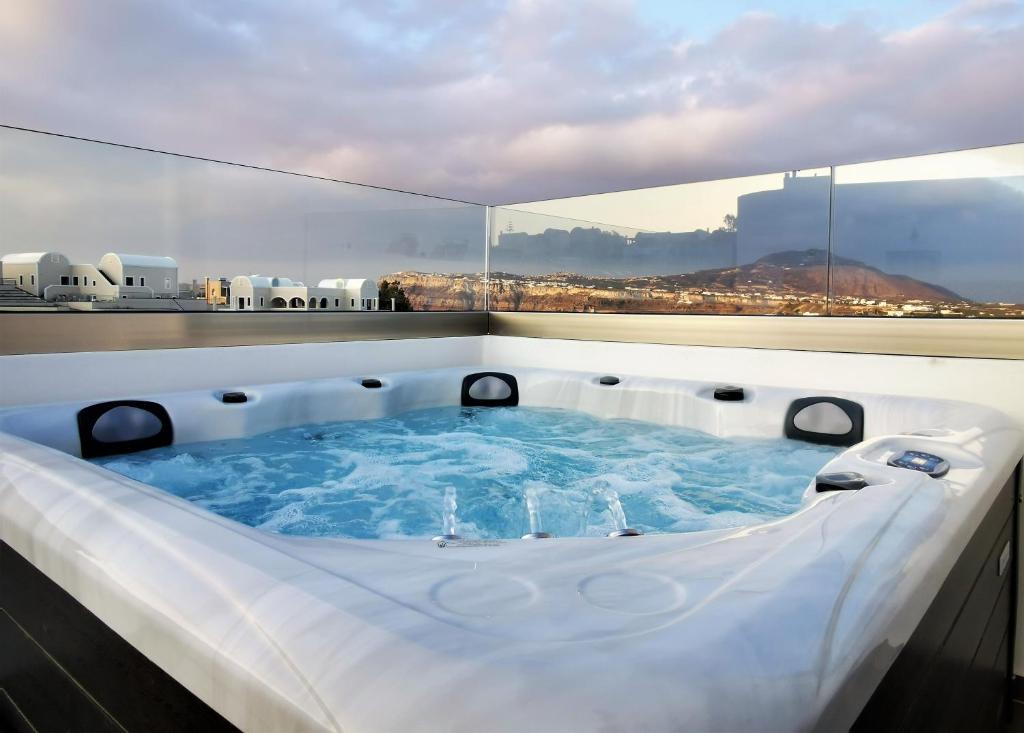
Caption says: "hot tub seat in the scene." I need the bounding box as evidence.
[0,366,1021,732]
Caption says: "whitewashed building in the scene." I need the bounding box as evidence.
[97,253,178,297]
[228,275,379,311]
[1,251,179,302]
[317,278,379,311]
[1,252,71,296]
[229,276,278,311]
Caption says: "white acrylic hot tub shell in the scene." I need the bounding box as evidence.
[1,343,1022,733]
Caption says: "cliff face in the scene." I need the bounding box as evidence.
[389,272,486,311]
[384,249,967,314]
[388,270,810,314]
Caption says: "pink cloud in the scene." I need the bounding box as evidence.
[0,0,1020,203]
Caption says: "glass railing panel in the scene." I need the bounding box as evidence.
[831,143,1024,318]
[304,200,486,312]
[4,125,1019,322]
[490,168,832,314]
[0,126,488,314]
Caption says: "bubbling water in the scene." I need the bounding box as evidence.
[521,482,554,539]
[94,406,840,540]
[592,481,628,532]
[439,486,459,539]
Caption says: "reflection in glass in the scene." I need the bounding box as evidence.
[489,169,832,315]
[0,126,488,313]
[831,144,1024,318]
[1,126,1020,320]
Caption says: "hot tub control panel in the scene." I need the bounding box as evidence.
[887,450,950,478]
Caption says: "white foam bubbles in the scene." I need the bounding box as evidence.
[94,406,839,540]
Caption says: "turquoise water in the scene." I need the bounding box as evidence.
[94,406,839,540]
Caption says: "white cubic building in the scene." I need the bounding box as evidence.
[229,276,280,311]
[1,252,71,296]
[228,275,379,311]
[97,253,178,297]
[317,278,379,311]
[1,251,179,303]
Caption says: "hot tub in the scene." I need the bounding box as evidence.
[1,359,1021,732]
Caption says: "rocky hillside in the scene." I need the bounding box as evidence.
[385,249,965,314]
[678,249,962,302]
[386,272,486,311]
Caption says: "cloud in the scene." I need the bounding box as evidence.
[0,0,1021,203]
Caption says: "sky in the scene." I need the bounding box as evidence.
[1,0,1022,205]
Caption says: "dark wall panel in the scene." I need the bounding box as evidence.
[0,541,238,733]
[852,464,1019,731]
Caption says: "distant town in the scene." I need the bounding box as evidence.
[0,251,382,312]
[3,171,1020,317]
[388,248,1024,318]
[2,245,1021,318]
